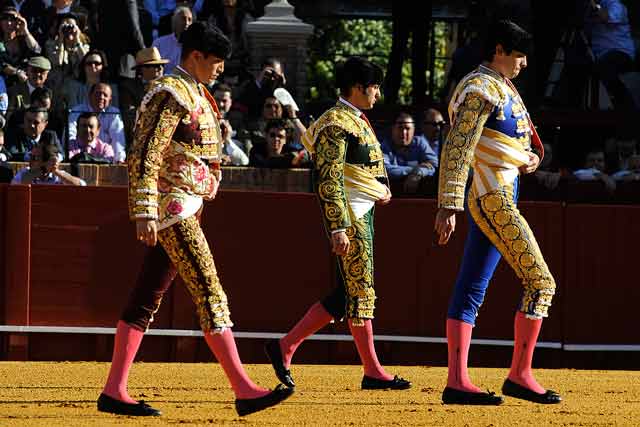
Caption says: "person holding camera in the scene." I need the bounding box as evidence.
[234,57,286,124]
[11,137,85,185]
[0,6,41,85]
[44,12,89,88]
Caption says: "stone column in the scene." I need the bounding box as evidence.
[246,0,314,105]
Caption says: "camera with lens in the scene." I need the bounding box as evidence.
[61,23,75,35]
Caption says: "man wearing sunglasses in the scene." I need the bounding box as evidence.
[98,22,292,418]
[264,56,411,392]
[419,107,446,159]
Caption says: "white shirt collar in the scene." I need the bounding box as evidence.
[57,5,71,13]
[27,81,36,95]
[338,97,362,116]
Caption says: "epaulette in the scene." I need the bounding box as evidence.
[450,70,509,114]
[302,104,367,152]
[139,75,199,113]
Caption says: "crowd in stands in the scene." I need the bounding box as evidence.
[0,0,637,202]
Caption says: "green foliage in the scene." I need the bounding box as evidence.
[307,19,451,105]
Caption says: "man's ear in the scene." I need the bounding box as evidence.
[495,43,505,56]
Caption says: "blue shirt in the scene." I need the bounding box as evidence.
[381,136,438,179]
[589,0,636,60]
[144,0,204,27]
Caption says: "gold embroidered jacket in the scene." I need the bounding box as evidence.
[302,102,389,233]
[128,68,223,229]
[438,65,533,211]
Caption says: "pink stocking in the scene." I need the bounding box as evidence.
[446,318,481,393]
[507,311,545,393]
[102,321,144,404]
[280,302,333,368]
[204,328,270,399]
[349,319,393,380]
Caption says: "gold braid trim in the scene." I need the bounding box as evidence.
[438,93,493,210]
[302,104,368,153]
[128,91,184,220]
[315,125,350,232]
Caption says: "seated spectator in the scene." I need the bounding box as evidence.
[612,154,640,181]
[534,143,563,190]
[381,111,437,193]
[67,82,126,163]
[6,55,50,119]
[44,12,89,88]
[605,136,637,171]
[5,106,62,161]
[0,6,41,85]
[68,111,114,162]
[58,49,118,116]
[234,57,286,124]
[220,118,248,166]
[0,127,11,182]
[12,138,85,185]
[238,95,306,150]
[249,118,309,168]
[0,73,6,127]
[151,5,192,74]
[45,0,89,41]
[574,148,616,192]
[6,86,63,138]
[213,82,247,151]
[419,107,445,158]
[119,47,168,146]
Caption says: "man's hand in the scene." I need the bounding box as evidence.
[220,119,232,142]
[136,219,158,246]
[519,151,540,174]
[15,14,29,36]
[331,231,350,256]
[434,208,457,245]
[377,186,392,205]
[205,172,220,200]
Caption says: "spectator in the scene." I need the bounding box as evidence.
[381,111,438,193]
[419,107,446,159]
[0,0,47,45]
[7,55,50,119]
[44,12,89,87]
[0,128,12,182]
[206,0,254,75]
[220,118,248,166]
[68,111,114,162]
[239,95,306,150]
[249,118,308,168]
[534,143,563,190]
[12,137,85,185]
[605,136,637,172]
[59,49,118,114]
[151,5,192,74]
[5,106,63,161]
[612,154,640,181]
[45,0,89,41]
[67,82,125,162]
[144,0,182,37]
[6,86,63,139]
[0,6,41,85]
[234,57,286,124]
[213,82,246,150]
[119,47,168,145]
[0,73,7,127]
[574,148,616,192]
[587,0,636,109]
[97,0,146,81]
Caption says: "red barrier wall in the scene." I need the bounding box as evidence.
[1,185,638,367]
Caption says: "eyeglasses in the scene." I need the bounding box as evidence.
[85,61,103,67]
[424,121,446,127]
[264,103,280,109]
[268,132,285,138]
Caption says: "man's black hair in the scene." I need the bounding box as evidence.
[30,87,52,105]
[265,118,289,135]
[180,21,232,60]
[482,19,532,62]
[335,56,384,97]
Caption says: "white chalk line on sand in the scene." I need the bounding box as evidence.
[0,325,638,351]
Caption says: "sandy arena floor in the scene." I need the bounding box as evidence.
[0,362,638,426]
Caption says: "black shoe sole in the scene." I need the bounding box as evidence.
[235,385,294,416]
[502,379,562,404]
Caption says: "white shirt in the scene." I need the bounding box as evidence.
[223,139,249,166]
[152,33,181,74]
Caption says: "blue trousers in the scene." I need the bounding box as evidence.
[447,179,519,325]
